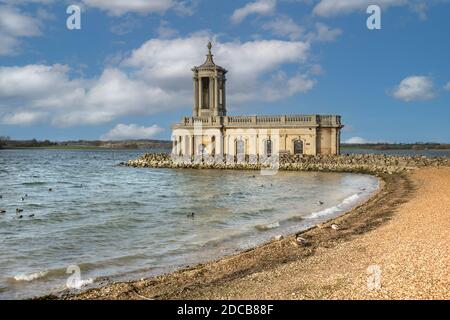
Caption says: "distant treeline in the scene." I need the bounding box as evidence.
[341,143,450,150]
[1,137,449,151]
[0,137,172,149]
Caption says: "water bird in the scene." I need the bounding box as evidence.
[48,188,53,192]
[0,195,2,199]
[331,224,340,230]
[21,197,25,201]
[318,201,324,205]
[187,212,195,218]
[16,208,24,214]
[29,214,35,218]
[0,209,6,214]
[17,215,23,219]
[294,235,307,246]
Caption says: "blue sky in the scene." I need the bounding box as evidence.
[0,0,449,143]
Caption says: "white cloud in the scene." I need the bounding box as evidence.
[123,35,312,104]
[308,23,342,42]
[344,137,369,144]
[313,0,406,17]
[101,124,164,140]
[157,20,179,39]
[231,0,276,24]
[391,76,436,102]
[444,82,450,91]
[0,5,42,55]
[2,111,47,125]
[0,64,186,127]
[312,0,449,19]
[81,0,174,16]
[80,0,198,16]
[0,35,316,127]
[262,16,304,40]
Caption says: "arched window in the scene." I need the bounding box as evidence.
[236,139,245,156]
[265,139,272,156]
[294,139,303,155]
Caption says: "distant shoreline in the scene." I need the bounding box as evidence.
[1,139,450,151]
[0,140,172,150]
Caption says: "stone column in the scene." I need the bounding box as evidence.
[214,76,219,116]
[331,128,337,155]
[311,128,318,156]
[223,79,226,115]
[193,77,198,116]
[209,77,213,112]
[198,77,202,110]
[217,131,223,156]
[337,129,341,155]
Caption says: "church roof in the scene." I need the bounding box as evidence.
[192,42,227,73]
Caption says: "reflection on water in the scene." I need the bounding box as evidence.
[0,149,378,299]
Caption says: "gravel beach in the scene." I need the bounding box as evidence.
[58,166,449,300]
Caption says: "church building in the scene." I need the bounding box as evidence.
[172,42,343,163]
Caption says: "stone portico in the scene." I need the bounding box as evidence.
[172,43,343,162]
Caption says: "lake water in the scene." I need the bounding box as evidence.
[0,149,379,299]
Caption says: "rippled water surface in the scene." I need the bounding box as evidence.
[0,149,379,299]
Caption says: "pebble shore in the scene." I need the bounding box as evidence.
[125,153,450,175]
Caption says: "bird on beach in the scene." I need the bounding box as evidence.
[294,235,307,246]
[318,201,324,205]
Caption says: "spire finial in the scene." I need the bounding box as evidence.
[207,41,212,54]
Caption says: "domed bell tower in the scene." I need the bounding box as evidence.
[192,42,227,117]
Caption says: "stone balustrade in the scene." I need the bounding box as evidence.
[178,115,341,128]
